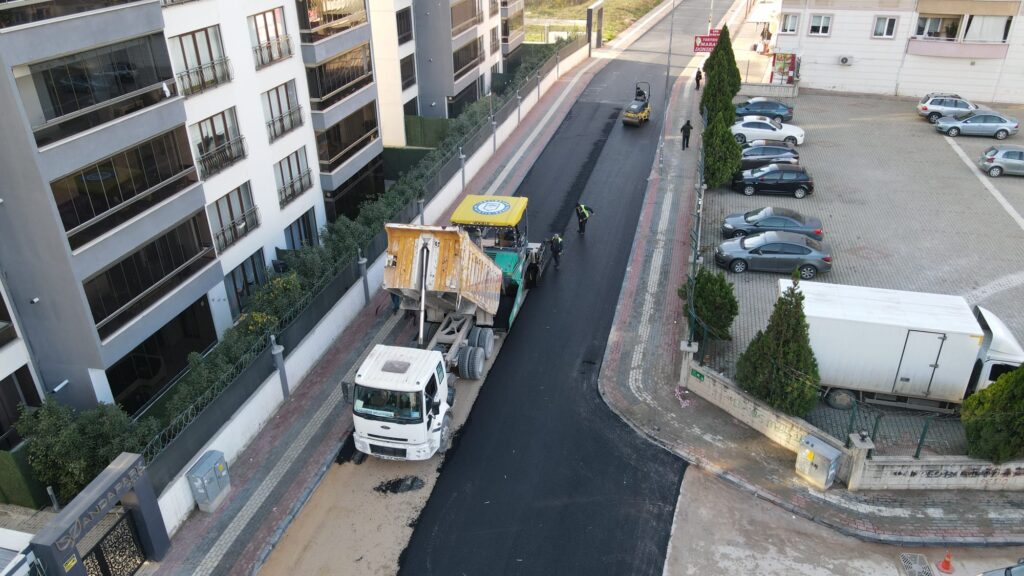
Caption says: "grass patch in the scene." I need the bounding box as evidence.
[525,0,662,42]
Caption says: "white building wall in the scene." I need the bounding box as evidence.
[370,0,416,147]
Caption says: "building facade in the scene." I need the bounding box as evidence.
[0,278,43,451]
[773,0,1024,103]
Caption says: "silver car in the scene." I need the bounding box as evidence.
[976,558,1024,576]
[936,111,1019,139]
[713,230,832,280]
[978,145,1024,177]
[917,92,977,123]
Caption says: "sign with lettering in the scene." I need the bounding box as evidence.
[694,35,720,53]
[690,368,705,381]
[709,28,721,36]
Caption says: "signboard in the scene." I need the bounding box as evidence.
[694,35,719,53]
[708,28,721,36]
[690,368,705,382]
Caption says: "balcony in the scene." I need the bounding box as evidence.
[278,169,314,207]
[254,36,293,70]
[906,37,1010,59]
[197,137,247,179]
[299,0,367,43]
[177,58,232,97]
[0,0,145,29]
[213,206,260,253]
[0,320,15,350]
[320,129,378,173]
[267,105,304,142]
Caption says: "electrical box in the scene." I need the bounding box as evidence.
[187,450,231,513]
[795,435,841,490]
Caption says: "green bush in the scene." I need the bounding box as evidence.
[962,367,1024,463]
[735,278,820,416]
[678,267,739,340]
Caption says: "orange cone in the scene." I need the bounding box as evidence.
[936,550,955,574]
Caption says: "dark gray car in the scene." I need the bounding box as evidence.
[740,144,799,170]
[714,231,832,280]
[721,207,823,240]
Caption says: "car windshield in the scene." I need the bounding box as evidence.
[740,235,767,249]
[805,238,823,251]
[984,147,998,157]
[750,166,772,177]
[353,385,423,423]
[743,208,770,222]
[955,111,976,121]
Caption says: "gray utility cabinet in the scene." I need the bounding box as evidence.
[795,435,841,490]
[187,450,231,513]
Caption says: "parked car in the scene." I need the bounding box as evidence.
[978,145,1024,177]
[731,164,814,198]
[721,206,823,240]
[742,139,792,150]
[935,111,1019,139]
[732,116,805,145]
[917,92,978,123]
[714,231,832,280]
[735,97,793,122]
[976,558,1024,576]
[740,142,799,170]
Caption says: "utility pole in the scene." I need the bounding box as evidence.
[707,0,715,33]
[663,0,676,107]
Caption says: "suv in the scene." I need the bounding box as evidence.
[732,164,814,198]
[977,145,1024,177]
[917,92,977,123]
[735,97,793,122]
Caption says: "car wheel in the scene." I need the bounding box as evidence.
[743,185,756,196]
[773,115,783,123]
[731,230,747,238]
[989,166,1004,177]
[734,133,746,144]
[825,389,856,411]
[793,187,808,199]
[784,136,798,145]
[730,259,748,273]
[927,112,942,124]
[995,129,1009,140]
[798,264,817,280]
[947,127,960,137]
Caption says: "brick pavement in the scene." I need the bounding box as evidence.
[597,7,1024,548]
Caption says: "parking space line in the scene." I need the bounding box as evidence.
[945,136,1024,231]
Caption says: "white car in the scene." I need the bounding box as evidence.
[731,115,805,145]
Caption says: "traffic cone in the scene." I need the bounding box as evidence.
[936,550,955,574]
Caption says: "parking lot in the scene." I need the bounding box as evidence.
[699,93,1024,452]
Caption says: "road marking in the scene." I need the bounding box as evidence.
[945,136,1024,231]
[963,269,1024,304]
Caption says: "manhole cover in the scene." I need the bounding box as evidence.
[374,476,425,494]
[900,553,935,576]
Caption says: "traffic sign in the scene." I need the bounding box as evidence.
[694,35,719,53]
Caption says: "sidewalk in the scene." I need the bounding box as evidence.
[597,7,1024,548]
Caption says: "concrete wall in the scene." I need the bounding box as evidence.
[853,455,1024,490]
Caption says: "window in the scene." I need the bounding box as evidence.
[453,37,484,81]
[298,0,367,43]
[780,244,811,255]
[963,15,1013,43]
[759,244,784,255]
[316,102,378,172]
[873,16,897,38]
[404,97,418,116]
[0,0,141,29]
[285,208,318,249]
[209,182,258,253]
[451,0,481,37]
[400,55,416,90]
[190,108,246,178]
[780,14,798,34]
[263,80,303,142]
[809,14,831,36]
[0,367,42,451]
[490,26,499,54]
[916,15,960,40]
[250,7,292,69]
[323,157,384,221]
[502,9,524,42]
[306,43,373,111]
[0,296,14,348]
[397,7,413,44]
[170,26,230,95]
[224,249,267,319]
[50,127,197,250]
[781,172,800,181]
[275,147,313,206]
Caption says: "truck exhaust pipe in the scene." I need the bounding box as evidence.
[419,241,429,347]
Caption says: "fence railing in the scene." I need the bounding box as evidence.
[253,36,293,70]
[176,58,232,96]
[267,105,303,142]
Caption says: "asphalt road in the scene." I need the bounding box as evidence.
[399,3,723,574]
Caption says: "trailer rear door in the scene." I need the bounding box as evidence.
[893,330,945,396]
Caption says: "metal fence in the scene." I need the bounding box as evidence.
[806,402,968,457]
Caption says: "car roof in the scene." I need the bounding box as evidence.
[925,92,962,98]
[764,206,802,219]
[740,115,775,122]
[774,164,806,172]
[989,144,1024,152]
[747,139,793,148]
[759,230,813,244]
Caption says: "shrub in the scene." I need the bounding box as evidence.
[962,367,1024,463]
[678,267,739,340]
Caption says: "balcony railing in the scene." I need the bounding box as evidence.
[451,9,482,37]
[32,81,178,147]
[278,169,314,207]
[95,246,215,339]
[213,206,260,253]
[254,35,293,70]
[0,0,143,29]
[454,54,483,81]
[267,105,303,142]
[320,128,377,172]
[489,0,498,17]
[502,28,524,46]
[176,58,231,96]
[310,72,373,112]
[0,320,16,349]
[197,136,247,179]
[301,8,368,43]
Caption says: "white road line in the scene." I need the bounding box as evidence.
[946,136,1024,231]
[963,270,1024,304]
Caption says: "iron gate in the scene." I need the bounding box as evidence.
[80,515,145,576]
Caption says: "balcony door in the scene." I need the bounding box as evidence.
[191,108,240,157]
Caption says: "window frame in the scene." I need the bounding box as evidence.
[780,13,799,34]
[872,15,897,39]
[809,14,832,36]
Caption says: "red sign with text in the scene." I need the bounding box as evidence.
[694,35,719,53]
[709,28,721,36]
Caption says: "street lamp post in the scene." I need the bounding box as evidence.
[663,0,676,107]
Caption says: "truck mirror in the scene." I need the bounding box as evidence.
[431,399,441,414]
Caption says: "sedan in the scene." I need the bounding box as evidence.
[740,143,799,170]
[732,116,805,145]
[936,111,1019,139]
[721,206,823,240]
[976,559,1024,576]
[731,164,814,199]
[735,97,793,122]
[978,145,1024,177]
[714,231,832,280]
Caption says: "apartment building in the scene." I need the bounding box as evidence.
[0,279,43,451]
[772,0,1024,103]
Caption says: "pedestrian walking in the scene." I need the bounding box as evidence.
[575,202,594,235]
[681,120,693,150]
[695,68,703,91]
[548,233,564,269]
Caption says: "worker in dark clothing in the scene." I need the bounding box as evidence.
[575,202,594,235]
[681,120,693,150]
[695,68,703,91]
[548,234,564,269]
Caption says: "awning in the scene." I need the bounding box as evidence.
[747,0,780,23]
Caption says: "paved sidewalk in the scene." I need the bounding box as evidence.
[597,5,1024,548]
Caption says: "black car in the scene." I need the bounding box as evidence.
[731,164,814,199]
[740,143,799,170]
[721,206,823,239]
[735,98,793,122]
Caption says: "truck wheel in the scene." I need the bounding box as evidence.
[478,328,495,359]
[468,326,482,348]
[825,388,856,411]
[467,346,485,380]
[457,346,473,379]
[438,415,453,454]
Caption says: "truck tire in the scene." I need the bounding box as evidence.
[457,346,473,379]
[468,326,482,348]
[478,328,495,359]
[825,388,856,411]
[467,346,485,380]
[438,415,454,454]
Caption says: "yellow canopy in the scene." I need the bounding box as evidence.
[450,195,528,227]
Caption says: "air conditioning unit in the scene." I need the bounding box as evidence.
[838,55,854,66]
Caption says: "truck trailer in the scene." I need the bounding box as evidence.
[782,280,1024,412]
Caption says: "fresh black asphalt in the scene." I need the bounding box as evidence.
[399,3,724,573]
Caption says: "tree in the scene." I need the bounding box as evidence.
[703,110,742,187]
[678,267,739,340]
[962,367,1024,463]
[715,24,742,96]
[16,402,160,503]
[735,278,820,416]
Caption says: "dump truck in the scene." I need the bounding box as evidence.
[785,280,1024,412]
[352,195,546,460]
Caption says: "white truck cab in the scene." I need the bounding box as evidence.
[974,306,1024,391]
[352,345,455,460]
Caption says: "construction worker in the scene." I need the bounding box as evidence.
[575,202,594,235]
[549,233,564,269]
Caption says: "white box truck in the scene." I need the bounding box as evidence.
[782,280,1024,412]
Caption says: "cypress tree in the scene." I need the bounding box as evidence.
[716,24,742,97]
[678,267,740,340]
[962,367,1024,463]
[702,109,742,187]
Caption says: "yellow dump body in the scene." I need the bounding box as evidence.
[383,224,502,316]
